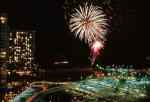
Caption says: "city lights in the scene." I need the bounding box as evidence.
[0,51,7,58]
[0,16,7,24]
[9,31,35,68]
[0,13,36,101]
[12,69,150,102]
[0,1,141,102]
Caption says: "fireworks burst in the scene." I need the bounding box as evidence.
[69,3,109,45]
[69,3,110,66]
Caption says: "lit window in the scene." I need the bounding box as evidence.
[0,51,7,58]
[0,16,7,24]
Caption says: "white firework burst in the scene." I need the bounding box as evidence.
[69,3,109,45]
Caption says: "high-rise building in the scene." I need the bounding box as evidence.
[0,13,10,65]
[9,30,35,69]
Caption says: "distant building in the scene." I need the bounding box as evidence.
[0,13,10,65]
[9,30,35,69]
[0,13,36,69]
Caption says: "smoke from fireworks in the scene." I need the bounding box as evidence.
[69,3,109,65]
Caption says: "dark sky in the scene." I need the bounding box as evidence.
[0,0,142,65]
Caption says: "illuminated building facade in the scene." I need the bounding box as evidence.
[0,13,10,65]
[9,30,35,69]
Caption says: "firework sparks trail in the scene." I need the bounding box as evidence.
[69,3,109,65]
[90,41,104,65]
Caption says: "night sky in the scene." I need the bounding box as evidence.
[0,0,142,65]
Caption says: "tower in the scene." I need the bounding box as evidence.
[0,13,10,65]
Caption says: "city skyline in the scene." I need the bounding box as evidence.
[0,13,35,68]
[2,1,150,102]
[0,0,139,65]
